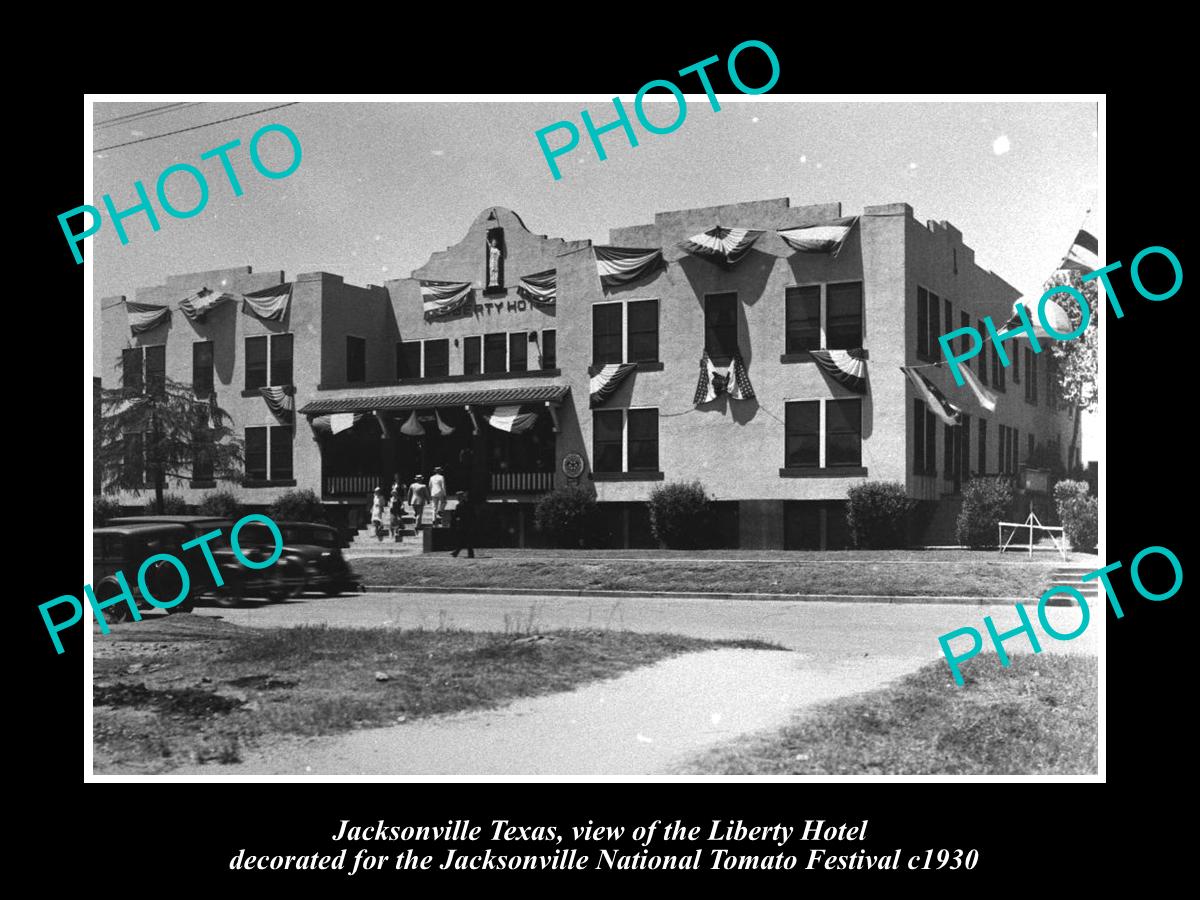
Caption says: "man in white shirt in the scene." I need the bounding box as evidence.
[429,467,448,523]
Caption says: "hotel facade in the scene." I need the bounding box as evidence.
[98,197,1077,548]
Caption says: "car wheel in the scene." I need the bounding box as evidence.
[215,575,244,608]
[268,560,307,602]
[97,579,135,623]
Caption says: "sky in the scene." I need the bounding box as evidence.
[89,98,1099,455]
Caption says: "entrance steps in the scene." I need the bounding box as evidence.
[1040,564,1100,604]
[345,499,458,557]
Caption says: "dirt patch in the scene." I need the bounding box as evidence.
[94,683,245,716]
[227,674,298,690]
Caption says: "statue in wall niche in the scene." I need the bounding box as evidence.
[485,228,505,290]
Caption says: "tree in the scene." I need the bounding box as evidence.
[97,375,244,513]
[1040,269,1098,470]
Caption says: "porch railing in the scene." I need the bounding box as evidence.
[490,471,554,493]
[324,474,380,497]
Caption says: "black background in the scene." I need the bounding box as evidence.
[19,30,1188,886]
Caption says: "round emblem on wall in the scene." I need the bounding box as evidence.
[561,452,585,479]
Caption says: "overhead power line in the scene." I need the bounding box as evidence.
[94,103,299,153]
[93,102,199,128]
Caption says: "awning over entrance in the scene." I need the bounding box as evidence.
[298,384,570,416]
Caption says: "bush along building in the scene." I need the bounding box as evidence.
[99,199,1076,548]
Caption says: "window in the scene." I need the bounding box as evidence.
[978,418,988,475]
[1012,338,1021,383]
[917,287,941,361]
[593,408,660,474]
[270,334,293,387]
[1026,348,1039,404]
[1028,434,1035,461]
[944,423,955,483]
[593,409,624,473]
[960,312,971,370]
[943,298,954,353]
[191,425,213,482]
[122,347,144,394]
[785,401,820,469]
[245,427,268,481]
[193,341,214,397]
[463,336,481,375]
[961,414,972,479]
[705,292,738,363]
[484,333,507,373]
[245,426,293,482]
[245,336,268,390]
[508,333,528,373]
[627,408,659,471]
[785,285,821,353]
[123,432,144,486]
[1047,356,1058,410]
[1014,428,1020,471]
[990,339,1006,392]
[976,320,988,386]
[346,336,366,383]
[826,282,864,349]
[928,292,942,362]
[145,345,166,394]
[913,400,937,475]
[397,341,421,379]
[825,398,862,467]
[592,303,623,366]
[540,330,557,370]
[424,339,449,377]
[627,299,659,362]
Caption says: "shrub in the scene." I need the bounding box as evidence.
[94,495,121,526]
[533,486,599,548]
[845,482,916,549]
[268,489,328,524]
[143,493,190,515]
[1055,481,1097,552]
[197,490,242,518]
[955,477,1015,549]
[648,481,712,550]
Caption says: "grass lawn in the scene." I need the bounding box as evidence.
[352,551,1073,600]
[687,654,1097,775]
[93,615,780,773]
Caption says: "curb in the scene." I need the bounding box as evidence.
[359,584,1067,606]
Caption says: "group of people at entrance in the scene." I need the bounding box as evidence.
[369,467,475,557]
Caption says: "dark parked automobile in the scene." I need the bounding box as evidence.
[92,523,244,621]
[107,516,306,603]
[275,521,362,595]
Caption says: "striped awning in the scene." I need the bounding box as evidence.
[299,384,569,415]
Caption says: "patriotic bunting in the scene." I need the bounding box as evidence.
[308,415,331,436]
[258,386,294,423]
[374,410,395,439]
[959,361,997,412]
[1000,298,1072,340]
[127,301,170,336]
[485,405,539,433]
[810,349,868,394]
[678,226,764,267]
[179,288,235,322]
[329,413,358,435]
[694,352,756,405]
[589,363,637,408]
[241,284,293,322]
[901,366,962,426]
[594,246,664,288]
[399,410,426,437]
[777,216,859,256]
[516,269,557,306]
[435,410,456,436]
[420,280,473,319]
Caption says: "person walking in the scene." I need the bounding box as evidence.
[408,475,430,529]
[429,466,448,524]
[369,487,387,542]
[450,491,476,558]
[389,484,405,543]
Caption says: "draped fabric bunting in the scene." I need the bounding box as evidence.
[435,410,456,436]
[258,386,294,423]
[374,410,395,439]
[594,246,664,288]
[959,362,997,412]
[308,415,331,436]
[420,280,473,319]
[127,301,170,335]
[399,410,426,437]
[516,269,557,305]
[901,366,962,426]
[485,405,539,434]
[677,226,764,267]
[693,352,756,405]
[999,298,1072,340]
[330,413,358,435]
[589,363,637,408]
[777,216,859,256]
[811,349,868,394]
[241,284,293,322]
[179,288,235,322]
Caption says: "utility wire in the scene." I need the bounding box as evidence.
[95,103,299,153]
[93,102,199,128]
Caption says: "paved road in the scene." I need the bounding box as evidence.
[192,590,1099,662]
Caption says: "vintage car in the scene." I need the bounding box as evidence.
[274,521,362,595]
[92,522,246,621]
[106,515,307,602]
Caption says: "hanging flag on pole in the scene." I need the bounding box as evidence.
[959,360,998,412]
[901,366,962,426]
[1000,296,1073,339]
[693,352,756,405]
[1061,211,1100,272]
[810,349,868,394]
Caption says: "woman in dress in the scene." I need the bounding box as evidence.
[389,484,405,543]
[370,487,387,541]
